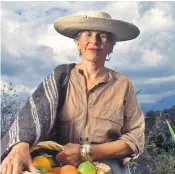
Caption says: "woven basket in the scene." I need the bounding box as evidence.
[22,141,111,174]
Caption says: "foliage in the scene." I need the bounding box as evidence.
[130,106,175,174]
[1,83,25,138]
[130,141,175,174]
[166,119,175,143]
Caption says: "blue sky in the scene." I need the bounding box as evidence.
[1,1,175,114]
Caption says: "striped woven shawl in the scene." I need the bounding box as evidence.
[1,63,75,160]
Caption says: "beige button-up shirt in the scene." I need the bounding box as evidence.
[58,67,145,160]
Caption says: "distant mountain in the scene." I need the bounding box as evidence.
[141,95,175,116]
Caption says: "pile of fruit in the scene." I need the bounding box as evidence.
[32,153,96,174]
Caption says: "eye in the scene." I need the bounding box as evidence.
[100,33,108,39]
[84,31,92,36]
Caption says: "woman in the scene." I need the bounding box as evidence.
[1,11,145,174]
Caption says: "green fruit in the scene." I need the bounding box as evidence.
[35,166,47,174]
[78,161,96,174]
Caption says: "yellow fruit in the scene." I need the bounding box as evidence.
[78,161,96,174]
[32,155,52,172]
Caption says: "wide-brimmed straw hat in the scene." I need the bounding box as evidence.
[54,11,140,42]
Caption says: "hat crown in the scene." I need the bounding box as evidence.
[80,11,112,19]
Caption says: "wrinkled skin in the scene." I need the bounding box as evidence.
[0,142,41,174]
[77,31,113,63]
[56,143,82,167]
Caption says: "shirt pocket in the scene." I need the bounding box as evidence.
[91,108,124,142]
[93,108,124,127]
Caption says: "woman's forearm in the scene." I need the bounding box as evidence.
[92,140,134,160]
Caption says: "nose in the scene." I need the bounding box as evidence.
[90,34,101,44]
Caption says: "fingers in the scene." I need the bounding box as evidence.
[56,143,82,167]
[0,155,13,174]
[6,164,13,174]
[56,152,82,167]
[0,144,31,174]
[0,163,7,174]
[0,162,22,174]
[27,158,41,174]
[56,152,66,161]
[12,163,23,174]
[67,154,82,167]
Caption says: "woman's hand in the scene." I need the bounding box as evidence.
[0,142,41,174]
[56,143,82,167]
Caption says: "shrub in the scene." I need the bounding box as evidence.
[130,107,175,174]
[1,83,25,138]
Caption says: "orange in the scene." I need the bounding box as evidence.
[60,165,77,174]
[51,167,62,174]
[32,155,52,172]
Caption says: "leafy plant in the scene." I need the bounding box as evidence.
[130,107,175,174]
[166,119,175,144]
[1,83,25,138]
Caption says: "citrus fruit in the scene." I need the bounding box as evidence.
[78,161,96,174]
[32,155,52,172]
[51,167,61,174]
[60,165,77,174]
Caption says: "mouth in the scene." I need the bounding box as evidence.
[88,48,101,51]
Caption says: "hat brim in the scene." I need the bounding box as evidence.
[54,15,140,42]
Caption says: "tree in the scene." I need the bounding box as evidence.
[1,83,25,138]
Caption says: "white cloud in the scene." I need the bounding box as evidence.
[37,24,78,63]
[138,94,158,103]
[133,75,175,86]
[138,89,175,104]
[1,75,36,96]
[2,9,38,58]
[1,1,175,107]
[14,84,36,95]
[139,2,175,31]
[141,49,164,65]
[144,75,175,84]
[104,1,140,22]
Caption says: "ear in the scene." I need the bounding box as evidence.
[76,41,80,50]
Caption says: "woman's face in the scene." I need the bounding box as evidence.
[76,31,113,63]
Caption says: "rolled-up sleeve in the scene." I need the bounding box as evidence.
[119,79,145,161]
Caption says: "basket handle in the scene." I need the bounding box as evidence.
[29,141,64,153]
